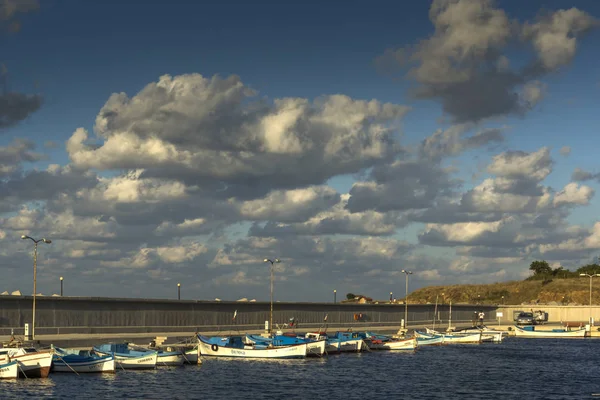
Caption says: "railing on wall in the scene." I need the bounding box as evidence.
[0,318,494,337]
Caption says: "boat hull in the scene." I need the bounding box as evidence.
[306,340,327,357]
[513,326,586,338]
[375,337,417,350]
[52,357,116,373]
[10,351,53,378]
[416,335,445,346]
[338,338,365,352]
[94,350,158,370]
[0,361,18,379]
[198,338,307,359]
[183,348,199,364]
[157,353,184,366]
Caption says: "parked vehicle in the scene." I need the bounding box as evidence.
[516,312,535,325]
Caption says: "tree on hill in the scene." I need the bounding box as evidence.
[529,260,552,276]
[576,264,600,275]
[346,293,356,300]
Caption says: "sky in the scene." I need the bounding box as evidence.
[1,0,600,301]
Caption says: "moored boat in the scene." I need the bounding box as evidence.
[246,334,327,357]
[93,344,158,369]
[377,336,417,350]
[197,335,307,359]
[0,358,18,379]
[415,334,445,346]
[419,329,482,344]
[304,332,340,354]
[513,325,586,338]
[328,331,366,352]
[52,348,115,373]
[183,347,200,364]
[0,348,53,378]
[449,326,506,343]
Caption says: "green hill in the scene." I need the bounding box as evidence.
[407,278,597,305]
[401,260,600,305]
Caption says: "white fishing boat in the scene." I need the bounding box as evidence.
[183,347,200,364]
[513,325,586,338]
[375,336,417,350]
[415,333,445,346]
[305,339,327,356]
[338,338,365,352]
[197,335,307,359]
[93,344,158,370]
[304,332,340,354]
[156,351,184,366]
[423,328,482,344]
[52,348,115,373]
[0,348,53,378]
[245,334,327,357]
[453,326,506,343]
[0,356,18,379]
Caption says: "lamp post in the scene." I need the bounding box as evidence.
[264,258,281,334]
[177,283,181,300]
[580,273,600,324]
[60,276,63,296]
[401,269,412,329]
[333,289,336,304]
[21,235,52,340]
[390,292,393,302]
[501,295,504,305]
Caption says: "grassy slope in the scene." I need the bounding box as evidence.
[407,278,594,305]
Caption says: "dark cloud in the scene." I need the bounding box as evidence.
[572,168,599,182]
[376,0,598,123]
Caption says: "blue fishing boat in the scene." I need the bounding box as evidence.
[414,332,445,346]
[93,344,158,369]
[127,344,185,366]
[246,334,326,356]
[52,347,115,373]
[327,331,366,352]
[197,335,307,359]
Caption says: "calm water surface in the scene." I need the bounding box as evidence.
[3,338,600,399]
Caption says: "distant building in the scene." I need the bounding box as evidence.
[342,295,373,304]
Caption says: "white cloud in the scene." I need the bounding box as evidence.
[553,183,594,206]
[1,2,598,300]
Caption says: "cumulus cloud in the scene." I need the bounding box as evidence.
[559,146,571,157]
[2,2,599,300]
[67,74,409,194]
[572,168,600,182]
[376,0,598,122]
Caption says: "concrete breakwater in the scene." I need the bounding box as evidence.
[3,296,600,339]
[0,296,497,337]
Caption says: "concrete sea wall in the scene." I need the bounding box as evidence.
[3,296,598,337]
[0,296,497,336]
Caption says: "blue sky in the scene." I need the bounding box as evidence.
[1,0,600,301]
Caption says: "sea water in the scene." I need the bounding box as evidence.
[2,338,600,399]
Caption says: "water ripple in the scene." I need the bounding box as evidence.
[2,339,600,399]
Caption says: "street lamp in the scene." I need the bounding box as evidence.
[390,292,393,302]
[60,276,63,296]
[401,269,412,329]
[264,258,281,334]
[333,289,336,304]
[21,235,52,340]
[177,283,181,300]
[580,273,600,324]
[501,295,504,305]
